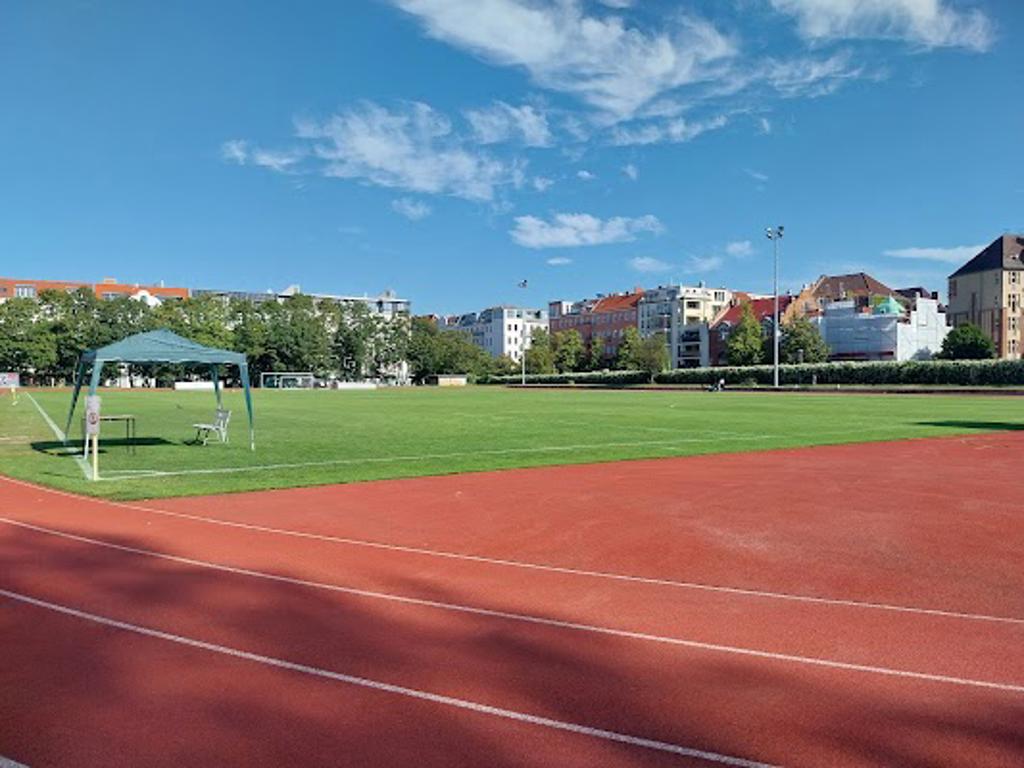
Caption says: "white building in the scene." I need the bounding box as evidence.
[815,296,950,361]
[638,284,731,368]
[444,306,548,362]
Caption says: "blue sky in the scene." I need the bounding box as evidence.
[2,1,1021,314]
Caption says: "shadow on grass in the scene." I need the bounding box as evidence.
[918,421,1024,431]
[31,438,176,457]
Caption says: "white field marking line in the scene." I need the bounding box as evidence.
[24,393,91,481]
[91,433,779,480]
[0,588,775,768]
[2,472,1020,629]
[4,517,1024,696]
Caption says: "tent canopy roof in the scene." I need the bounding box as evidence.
[82,329,246,366]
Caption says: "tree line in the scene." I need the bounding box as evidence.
[0,289,409,384]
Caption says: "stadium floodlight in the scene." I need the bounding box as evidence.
[765,225,785,388]
[518,279,528,386]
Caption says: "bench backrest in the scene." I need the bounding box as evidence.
[216,408,231,428]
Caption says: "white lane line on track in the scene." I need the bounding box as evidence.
[91,433,779,480]
[4,517,1023,695]
[24,393,91,481]
[0,588,775,768]
[3,472,1022,627]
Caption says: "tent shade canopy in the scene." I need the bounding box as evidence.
[80,329,248,366]
[66,329,255,450]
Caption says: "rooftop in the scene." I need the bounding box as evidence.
[949,234,1024,278]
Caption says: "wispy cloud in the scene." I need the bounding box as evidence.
[547,256,573,266]
[745,168,769,183]
[577,169,596,181]
[622,163,638,180]
[391,197,433,220]
[464,101,552,146]
[511,212,663,248]
[221,139,249,164]
[629,256,672,273]
[532,176,554,192]
[758,117,773,135]
[609,115,728,146]
[392,0,736,121]
[685,254,723,273]
[293,101,520,201]
[725,240,754,257]
[769,0,994,51]
[883,244,984,264]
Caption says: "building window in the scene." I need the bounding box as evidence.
[14,284,36,298]
[1012,271,1020,285]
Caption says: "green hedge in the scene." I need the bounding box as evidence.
[486,359,1024,387]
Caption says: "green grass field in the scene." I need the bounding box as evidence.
[1,386,1020,500]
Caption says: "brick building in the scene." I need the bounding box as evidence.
[548,289,643,363]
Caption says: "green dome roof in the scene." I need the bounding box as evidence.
[872,296,904,315]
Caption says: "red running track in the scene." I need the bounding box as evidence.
[2,432,1024,767]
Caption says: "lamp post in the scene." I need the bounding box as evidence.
[518,279,528,386]
[765,225,785,388]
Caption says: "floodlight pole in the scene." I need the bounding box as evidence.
[518,280,528,386]
[766,225,785,388]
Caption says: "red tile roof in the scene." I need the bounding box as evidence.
[713,296,793,328]
[591,291,643,314]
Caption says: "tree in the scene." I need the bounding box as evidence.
[0,298,58,380]
[614,327,642,369]
[779,317,830,364]
[726,303,765,366]
[585,336,606,371]
[524,327,556,374]
[553,329,584,373]
[630,332,670,381]
[939,323,996,360]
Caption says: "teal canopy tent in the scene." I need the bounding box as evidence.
[65,330,255,450]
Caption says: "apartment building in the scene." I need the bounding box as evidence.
[785,272,898,322]
[709,295,793,366]
[549,289,644,363]
[194,285,411,318]
[637,284,731,368]
[444,306,548,362]
[0,276,188,304]
[946,234,1024,359]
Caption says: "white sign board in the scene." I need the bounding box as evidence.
[0,372,19,388]
[85,395,102,436]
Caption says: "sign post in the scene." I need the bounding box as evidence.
[85,395,101,481]
[0,372,18,404]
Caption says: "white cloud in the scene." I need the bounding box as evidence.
[629,256,673,273]
[294,101,519,201]
[464,101,552,146]
[251,148,305,172]
[391,197,433,220]
[532,176,554,191]
[770,0,994,51]
[883,244,984,264]
[547,256,573,265]
[745,168,769,183]
[609,115,728,146]
[622,163,638,180]
[511,212,663,248]
[597,0,634,8]
[725,240,753,257]
[758,117,773,135]
[685,254,723,273]
[392,0,736,120]
[221,140,249,164]
[577,169,596,181]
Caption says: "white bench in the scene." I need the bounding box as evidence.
[193,408,231,445]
